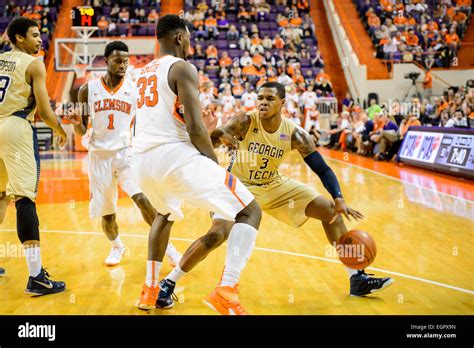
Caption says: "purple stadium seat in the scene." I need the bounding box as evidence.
[217,40,228,49]
[301,58,311,67]
[228,49,241,58]
[138,26,148,36]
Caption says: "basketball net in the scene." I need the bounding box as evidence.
[74,64,89,79]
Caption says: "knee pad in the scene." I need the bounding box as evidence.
[15,197,39,243]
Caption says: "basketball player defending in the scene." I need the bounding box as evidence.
[69,41,181,267]
[0,18,67,295]
[132,15,262,314]
[158,82,393,305]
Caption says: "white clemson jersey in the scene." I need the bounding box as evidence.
[88,77,136,152]
[132,55,189,154]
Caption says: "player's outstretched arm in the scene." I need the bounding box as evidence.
[210,112,251,148]
[27,59,67,147]
[170,60,218,163]
[291,126,364,222]
[70,83,89,136]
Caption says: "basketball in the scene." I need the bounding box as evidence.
[337,230,377,269]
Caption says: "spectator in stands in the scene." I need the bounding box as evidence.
[375,114,421,161]
[250,34,264,55]
[444,109,469,128]
[200,82,216,109]
[240,51,252,67]
[239,33,251,50]
[370,113,398,157]
[241,85,258,111]
[205,44,218,59]
[219,51,233,69]
[367,98,382,120]
[227,25,239,41]
[326,111,351,149]
[217,12,229,30]
[97,16,109,37]
[342,92,355,111]
[262,35,273,50]
[238,6,250,22]
[193,44,206,59]
[315,78,333,97]
[195,25,208,41]
[117,7,130,23]
[148,9,159,23]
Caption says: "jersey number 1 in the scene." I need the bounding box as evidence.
[108,114,114,130]
[137,76,158,108]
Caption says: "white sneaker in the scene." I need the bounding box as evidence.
[165,243,182,268]
[105,246,126,267]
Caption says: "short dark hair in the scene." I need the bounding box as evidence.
[7,17,39,45]
[156,14,189,40]
[104,41,129,58]
[259,82,286,99]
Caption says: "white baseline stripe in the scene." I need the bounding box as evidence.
[323,155,474,204]
[1,228,473,295]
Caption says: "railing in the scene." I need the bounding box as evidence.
[315,97,338,115]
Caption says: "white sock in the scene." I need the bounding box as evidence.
[166,264,187,283]
[25,246,42,277]
[146,260,162,287]
[111,236,124,249]
[220,223,257,287]
[345,266,361,278]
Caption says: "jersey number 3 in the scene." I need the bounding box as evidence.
[137,76,158,108]
[0,76,11,104]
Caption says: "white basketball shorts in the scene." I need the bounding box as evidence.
[88,147,142,218]
[132,142,254,221]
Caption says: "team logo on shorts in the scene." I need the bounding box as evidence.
[253,128,259,133]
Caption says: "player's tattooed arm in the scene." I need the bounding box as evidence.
[72,83,89,136]
[291,126,317,157]
[210,112,251,148]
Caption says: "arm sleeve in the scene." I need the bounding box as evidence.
[304,151,343,199]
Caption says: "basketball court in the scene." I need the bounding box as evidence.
[1,148,472,315]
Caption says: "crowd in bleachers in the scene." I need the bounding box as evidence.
[87,0,335,128]
[354,0,472,68]
[0,0,61,58]
[182,0,338,127]
[318,80,473,162]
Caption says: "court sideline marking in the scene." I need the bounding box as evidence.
[1,228,473,296]
[323,156,474,204]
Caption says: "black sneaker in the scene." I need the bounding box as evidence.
[0,267,5,277]
[350,270,393,296]
[25,268,66,296]
[156,279,178,309]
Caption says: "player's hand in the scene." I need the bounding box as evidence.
[64,109,82,125]
[202,108,217,132]
[55,126,67,147]
[329,198,365,223]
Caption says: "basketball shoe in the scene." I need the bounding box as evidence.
[105,246,126,266]
[138,283,159,310]
[350,270,394,296]
[203,284,248,315]
[0,267,5,277]
[25,268,66,296]
[156,279,178,309]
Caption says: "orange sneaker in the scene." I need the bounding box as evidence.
[138,283,159,310]
[203,284,249,315]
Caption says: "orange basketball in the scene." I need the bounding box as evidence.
[337,230,377,269]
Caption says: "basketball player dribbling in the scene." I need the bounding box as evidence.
[132,15,262,315]
[69,41,181,267]
[0,18,67,295]
[157,82,393,307]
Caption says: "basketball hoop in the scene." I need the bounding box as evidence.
[74,64,89,79]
